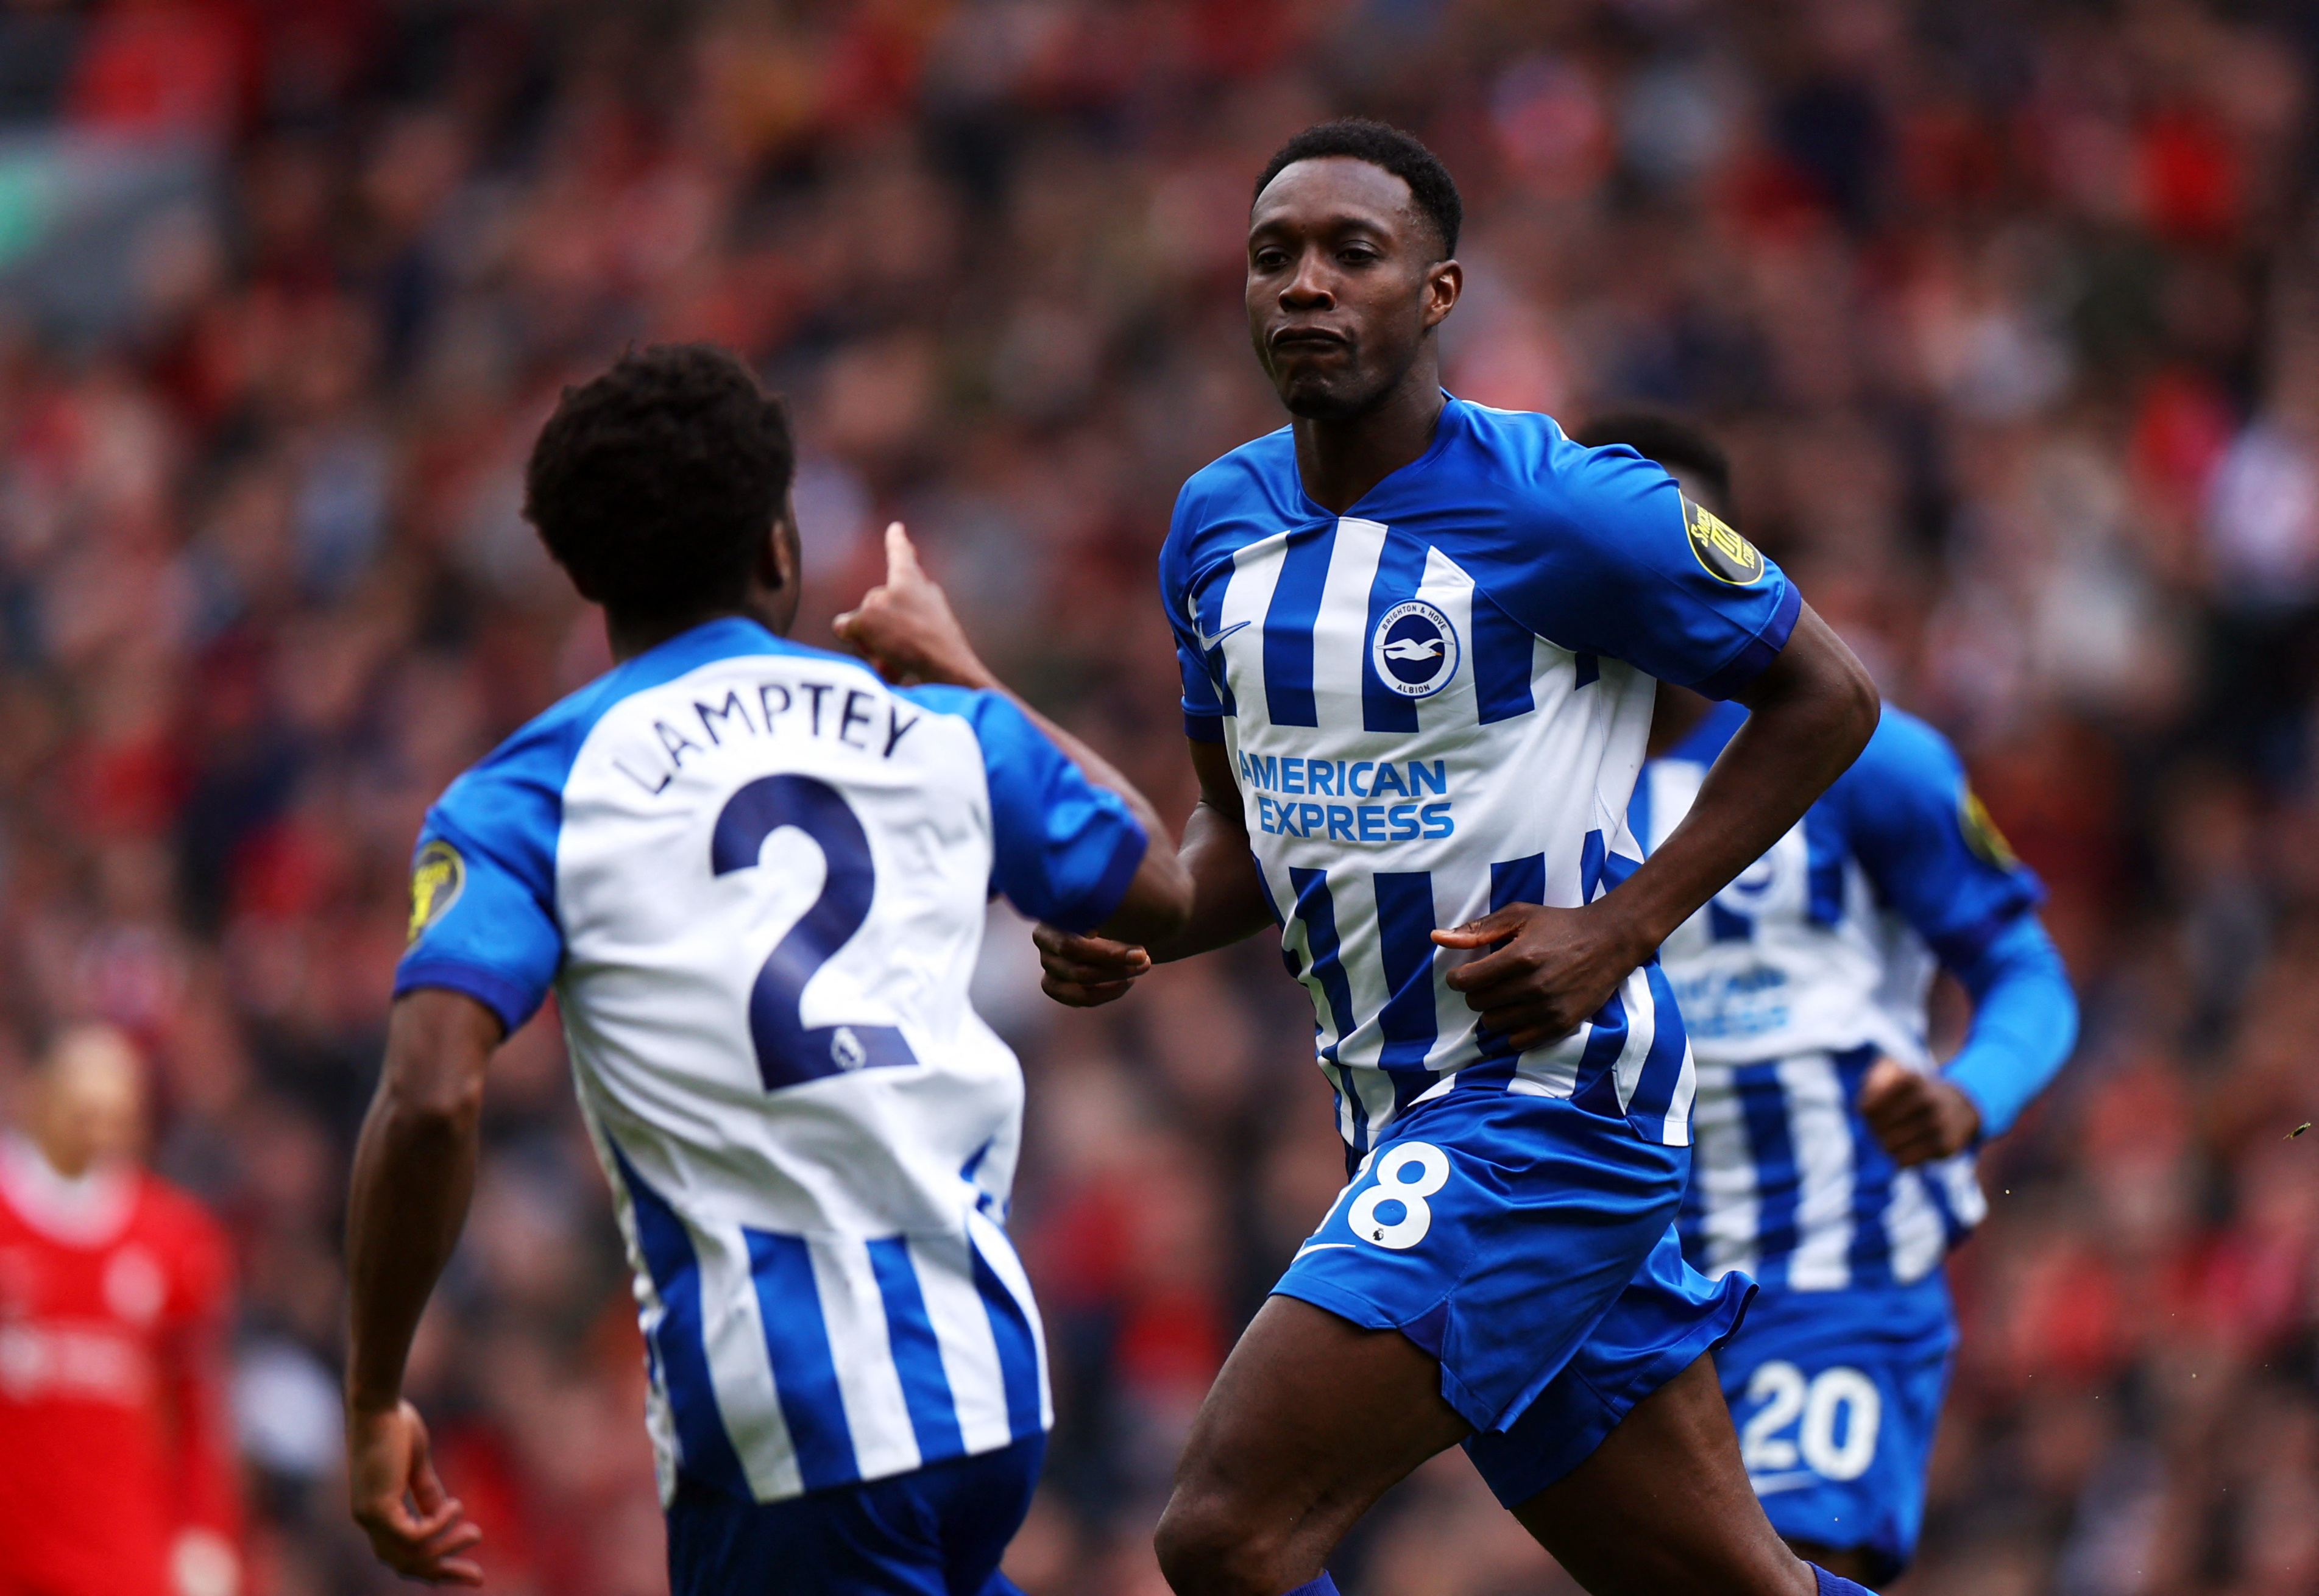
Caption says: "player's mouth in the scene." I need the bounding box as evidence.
[1269,325,1350,354]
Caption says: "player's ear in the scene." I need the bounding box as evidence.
[762,493,801,593]
[1422,258,1461,330]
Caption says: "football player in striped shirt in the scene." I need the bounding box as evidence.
[1584,413,2079,1585]
[341,345,1190,1593]
[1035,121,1887,1595]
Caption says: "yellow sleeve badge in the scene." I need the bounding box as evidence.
[1958,790,2019,870]
[1683,498,1766,585]
[407,840,467,944]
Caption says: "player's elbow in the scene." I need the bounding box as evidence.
[1786,609,1880,766]
[375,990,501,1134]
[1829,644,1880,761]
[1100,841,1194,950]
[381,1058,488,1134]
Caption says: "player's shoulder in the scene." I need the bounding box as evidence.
[1443,400,1680,529]
[1169,428,1300,540]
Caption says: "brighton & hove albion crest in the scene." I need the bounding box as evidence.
[1372,600,1460,699]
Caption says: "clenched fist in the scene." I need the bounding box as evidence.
[1858,1058,1981,1166]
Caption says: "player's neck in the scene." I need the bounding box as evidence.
[605,596,795,664]
[1291,369,1445,514]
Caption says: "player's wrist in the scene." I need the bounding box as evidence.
[344,1382,405,1419]
[1579,893,1661,971]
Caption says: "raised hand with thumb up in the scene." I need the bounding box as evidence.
[834,523,994,690]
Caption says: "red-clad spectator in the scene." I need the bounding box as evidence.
[0,1025,241,1596]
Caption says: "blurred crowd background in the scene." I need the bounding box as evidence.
[1,0,2316,1592]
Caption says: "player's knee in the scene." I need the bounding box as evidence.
[1153,1485,1300,1596]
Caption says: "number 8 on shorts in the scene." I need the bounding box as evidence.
[1349,1142,1451,1249]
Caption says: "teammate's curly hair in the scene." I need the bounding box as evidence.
[524,344,795,622]
[1254,118,1463,260]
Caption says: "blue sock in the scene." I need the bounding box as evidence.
[1280,1579,1340,1596]
[1812,1567,1878,1596]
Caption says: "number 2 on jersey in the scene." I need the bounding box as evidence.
[712,775,918,1092]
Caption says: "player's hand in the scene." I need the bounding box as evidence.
[1032,922,1152,1007]
[1858,1058,1981,1166]
[346,1398,483,1587]
[1432,902,1646,1050]
[835,523,993,689]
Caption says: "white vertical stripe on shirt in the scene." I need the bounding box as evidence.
[805,1234,922,1480]
[1778,1054,1857,1290]
[1883,1169,1949,1284]
[1660,1040,1698,1148]
[910,1231,1015,1456]
[694,1219,807,1500]
[965,1209,1053,1428]
[1687,1065,1760,1280]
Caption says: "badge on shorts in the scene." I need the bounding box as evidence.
[1959,789,2018,870]
[1684,498,1765,586]
[407,840,466,944]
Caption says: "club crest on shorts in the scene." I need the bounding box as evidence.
[407,839,466,944]
[1684,497,1765,585]
[1372,600,1460,699]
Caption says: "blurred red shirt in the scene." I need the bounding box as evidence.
[0,1135,241,1596]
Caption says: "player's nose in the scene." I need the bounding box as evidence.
[1280,252,1334,308]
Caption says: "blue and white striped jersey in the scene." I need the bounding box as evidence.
[1163,399,1801,1153]
[394,617,1147,1503]
[1636,702,2046,1290]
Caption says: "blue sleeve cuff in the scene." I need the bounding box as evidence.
[393,959,541,1038]
[1687,581,1803,701]
[1184,711,1227,743]
[1046,816,1150,934]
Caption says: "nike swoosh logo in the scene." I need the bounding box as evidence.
[1291,1241,1356,1259]
[1192,620,1250,652]
[1746,1471,1819,1496]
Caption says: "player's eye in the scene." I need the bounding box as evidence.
[1252,247,1290,270]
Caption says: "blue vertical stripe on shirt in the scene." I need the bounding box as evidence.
[1262,523,1337,727]
[1373,870,1443,1114]
[1733,1064,1799,1290]
[745,1227,860,1490]
[1361,531,1431,733]
[865,1237,965,1466]
[1470,590,1537,724]
[1835,1047,1894,1285]
[968,1231,1044,1442]
[609,1143,751,1499]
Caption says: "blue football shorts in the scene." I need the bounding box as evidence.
[1272,1087,1754,1507]
[1714,1273,1956,1581]
[666,1433,1043,1596]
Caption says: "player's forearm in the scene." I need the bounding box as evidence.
[1942,914,2078,1138]
[1150,797,1276,962]
[344,992,500,1412]
[1599,607,1877,958]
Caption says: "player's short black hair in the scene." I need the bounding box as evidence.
[1574,411,1732,512]
[1253,118,1462,260]
[524,344,795,621]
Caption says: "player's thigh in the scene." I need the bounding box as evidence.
[1509,1354,1810,1596]
[1164,1294,1471,1558]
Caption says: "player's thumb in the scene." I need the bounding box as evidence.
[1857,1055,1910,1108]
[884,521,922,585]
